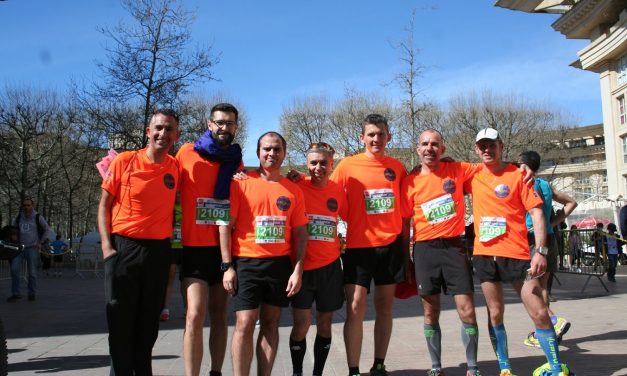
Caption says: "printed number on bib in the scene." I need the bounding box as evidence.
[364,188,395,214]
[196,198,230,225]
[307,214,337,242]
[421,194,456,225]
[479,217,506,242]
[255,216,287,244]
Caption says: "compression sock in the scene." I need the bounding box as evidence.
[424,323,442,369]
[289,337,306,374]
[489,324,511,371]
[348,366,360,375]
[312,334,331,376]
[461,322,479,371]
[535,327,562,375]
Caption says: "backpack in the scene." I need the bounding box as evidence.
[14,213,45,240]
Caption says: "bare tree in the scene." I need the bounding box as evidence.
[389,9,428,167]
[442,90,566,162]
[93,0,219,147]
[280,95,331,166]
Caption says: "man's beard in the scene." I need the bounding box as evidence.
[213,132,234,146]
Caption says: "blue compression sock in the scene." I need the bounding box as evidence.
[488,324,511,371]
[535,327,562,374]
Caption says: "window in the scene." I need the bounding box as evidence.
[619,54,627,86]
[541,159,556,167]
[569,139,587,148]
[572,156,590,163]
[623,136,627,163]
[619,96,626,126]
[594,136,604,145]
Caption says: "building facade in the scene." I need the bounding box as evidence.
[495,0,627,220]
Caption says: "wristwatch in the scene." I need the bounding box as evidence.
[536,246,549,256]
[220,262,233,272]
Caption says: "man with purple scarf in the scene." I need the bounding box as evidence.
[175,103,243,376]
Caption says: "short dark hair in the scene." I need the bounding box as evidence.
[151,108,180,124]
[256,131,287,157]
[518,150,541,173]
[210,103,239,122]
[362,114,389,134]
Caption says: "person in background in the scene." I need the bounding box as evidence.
[605,223,623,283]
[567,225,582,269]
[9,197,51,302]
[50,235,68,278]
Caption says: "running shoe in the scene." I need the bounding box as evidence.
[369,364,388,376]
[554,317,571,339]
[532,362,575,376]
[499,369,516,376]
[523,331,541,348]
[159,308,170,321]
[427,369,444,376]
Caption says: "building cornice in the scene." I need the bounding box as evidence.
[576,11,627,72]
[552,0,625,39]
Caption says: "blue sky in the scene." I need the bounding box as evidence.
[0,0,601,165]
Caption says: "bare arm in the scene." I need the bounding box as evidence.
[219,222,237,295]
[97,189,117,259]
[528,206,547,277]
[286,224,308,297]
[551,188,577,226]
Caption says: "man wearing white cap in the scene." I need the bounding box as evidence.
[468,128,572,376]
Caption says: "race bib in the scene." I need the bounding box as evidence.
[172,227,182,243]
[421,194,456,224]
[196,198,230,225]
[307,214,337,242]
[364,188,395,214]
[479,216,506,242]
[255,216,287,244]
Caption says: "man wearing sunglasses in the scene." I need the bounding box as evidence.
[175,103,243,376]
[330,114,408,376]
[287,142,347,376]
[220,131,308,376]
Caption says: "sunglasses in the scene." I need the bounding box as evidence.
[309,142,335,155]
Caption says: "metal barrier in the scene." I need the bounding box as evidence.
[73,243,103,279]
[558,228,609,292]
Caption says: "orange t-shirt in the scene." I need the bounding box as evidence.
[101,149,180,240]
[229,171,309,258]
[297,178,348,270]
[176,143,222,247]
[330,153,407,248]
[468,164,543,260]
[401,162,481,241]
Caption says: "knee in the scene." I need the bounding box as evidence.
[457,304,476,323]
[185,307,206,330]
[209,305,228,325]
[235,316,257,336]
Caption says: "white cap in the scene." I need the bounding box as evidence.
[475,128,500,142]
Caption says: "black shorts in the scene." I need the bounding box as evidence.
[52,254,63,263]
[472,255,530,283]
[167,246,182,265]
[232,256,292,311]
[180,246,222,285]
[528,233,558,273]
[413,236,474,296]
[341,235,405,292]
[291,258,344,312]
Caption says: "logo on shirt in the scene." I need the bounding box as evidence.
[276,196,291,211]
[327,198,338,212]
[163,173,175,189]
[384,168,396,181]
[443,179,456,194]
[494,184,510,198]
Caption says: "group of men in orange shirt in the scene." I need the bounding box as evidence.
[98,106,572,376]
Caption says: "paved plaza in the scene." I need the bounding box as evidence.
[1,267,626,375]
